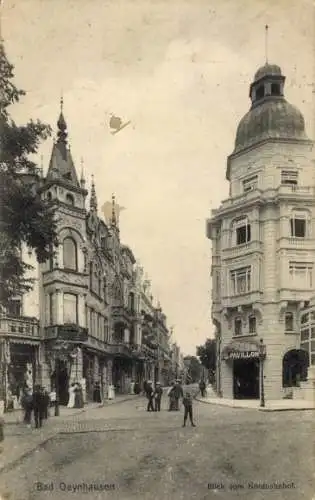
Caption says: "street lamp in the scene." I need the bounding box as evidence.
[259,339,266,408]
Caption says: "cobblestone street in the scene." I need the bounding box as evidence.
[0,397,313,500]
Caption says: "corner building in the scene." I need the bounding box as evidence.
[207,63,315,400]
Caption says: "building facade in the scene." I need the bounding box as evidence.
[0,105,174,409]
[207,63,315,400]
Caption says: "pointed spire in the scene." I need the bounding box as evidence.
[57,95,67,145]
[265,25,269,64]
[111,193,117,226]
[90,174,98,211]
[80,157,86,189]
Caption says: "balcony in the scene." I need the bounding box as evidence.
[112,306,137,325]
[44,324,88,342]
[0,316,40,339]
[278,237,315,251]
[222,291,263,309]
[222,240,263,261]
[107,342,133,358]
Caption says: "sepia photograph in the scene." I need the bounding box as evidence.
[0,0,314,499]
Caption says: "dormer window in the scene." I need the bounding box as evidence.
[271,83,280,96]
[256,85,265,99]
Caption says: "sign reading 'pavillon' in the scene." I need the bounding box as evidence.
[221,340,265,361]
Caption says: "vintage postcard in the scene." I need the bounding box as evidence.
[0,0,314,499]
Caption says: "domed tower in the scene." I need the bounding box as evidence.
[207,61,315,402]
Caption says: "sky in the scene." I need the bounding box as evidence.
[3,0,314,355]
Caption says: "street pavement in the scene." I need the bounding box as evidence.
[0,393,313,500]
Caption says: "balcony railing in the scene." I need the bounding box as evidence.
[222,240,262,260]
[44,324,88,342]
[0,316,40,338]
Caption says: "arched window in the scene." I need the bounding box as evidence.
[65,193,75,206]
[63,237,77,270]
[282,349,309,387]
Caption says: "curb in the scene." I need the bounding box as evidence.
[195,397,315,412]
[0,395,143,474]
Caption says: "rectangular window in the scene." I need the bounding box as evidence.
[249,316,256,333]
[289,262,313,289]
[290,216,306,238]
[301,328,309,342]
[236,224,251,245]
[49,293,55,325]
[285,312,294,332]
[7,299,22,318]
[63,293,78,324]
[281,170,298,186]
[230,266,251,295]
[243,175,258,193]
[234,318,242,336]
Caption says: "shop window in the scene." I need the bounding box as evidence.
[234,318,242,336]
[285,312,294,332]
[63,293,78,324]
[281,170,298,186]
[230,266,251,295]
[249,315,256,333]
[63,237,77,271]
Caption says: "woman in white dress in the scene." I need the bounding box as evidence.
[67,383,75,408]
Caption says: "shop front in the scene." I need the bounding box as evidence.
[8,340,40,407]
[222,340,264,400]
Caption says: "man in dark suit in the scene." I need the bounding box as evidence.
[32,385,45,428]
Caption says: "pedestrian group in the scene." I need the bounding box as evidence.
[144,379,196,427]
[21,385,50,429]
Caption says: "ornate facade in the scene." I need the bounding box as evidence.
[0,104,174,408]
[207,63,315,400]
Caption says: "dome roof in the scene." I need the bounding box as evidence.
[234,99,307,153]
[254,63,282,81]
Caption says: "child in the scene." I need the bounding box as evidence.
[182,392,196,427]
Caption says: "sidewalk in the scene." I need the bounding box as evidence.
[196,387,315,411]
[0,394,141,474]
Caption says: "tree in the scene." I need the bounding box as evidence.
[0,43,57,307]
[196,338,216,382]
[183,355,201,383]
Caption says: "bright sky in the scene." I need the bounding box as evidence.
[3,0,314,355]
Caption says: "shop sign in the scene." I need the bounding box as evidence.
[226,351,259,360]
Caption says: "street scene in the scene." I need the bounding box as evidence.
[1,390,314,500]
[0,0,315,499]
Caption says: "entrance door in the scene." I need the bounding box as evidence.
[233,359,259,399]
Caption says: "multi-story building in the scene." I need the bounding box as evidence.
[0,103,173,408]
[207,62,315,401]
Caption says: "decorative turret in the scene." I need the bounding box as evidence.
[80,158,86,189]
[90,174,98,212]
[111,193,117,227]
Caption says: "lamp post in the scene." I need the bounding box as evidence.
[259,339,266,408]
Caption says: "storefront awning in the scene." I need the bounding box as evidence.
[222,339,265,361]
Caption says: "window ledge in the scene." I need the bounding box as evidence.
[232,333,258,339]
[284,330,297,335]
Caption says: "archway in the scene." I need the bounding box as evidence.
[282,349,309,388]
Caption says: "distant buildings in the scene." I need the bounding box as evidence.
[207,62,315,401]
[0,105,183,409]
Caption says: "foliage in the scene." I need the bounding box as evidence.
[0,43,57,307]
[183,355,202,383]
[196,338,216,376]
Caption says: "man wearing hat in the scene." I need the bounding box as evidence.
[154,382,163,412]
[145,381,155,412]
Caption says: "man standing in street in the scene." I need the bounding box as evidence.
[173,379,184,411]
[32,385,44,428]
[199,379,206,398]
[182,391,196,427]
[154,382,163,412]
[146,381,155,412]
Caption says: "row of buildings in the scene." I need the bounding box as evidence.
[207,61,315,401]
[0,105,185,408]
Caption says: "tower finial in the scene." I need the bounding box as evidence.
[90,174,98,211]
[57,95,67,146]
[265,24,269,64]
[111,193,117,226]
[80,157,86,188]
[60,91,63,112]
